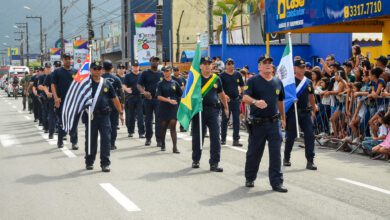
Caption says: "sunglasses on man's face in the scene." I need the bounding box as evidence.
[119,67,126,69]
[93,67,102,70]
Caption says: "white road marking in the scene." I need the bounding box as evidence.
[12,105,16,109]
[225,145,247,153]
[0,134,19,148]
[18,110,22,113]
[100,183,141,212]
[60,147,77,158]
[24,116,31,120]
[336,178,390,195]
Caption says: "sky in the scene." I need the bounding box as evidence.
[0,0,122,54]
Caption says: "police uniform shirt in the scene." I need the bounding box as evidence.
[37,74,48,96]
[172,75,186,88]
[32,74,41,90]
[156,79,182,102]
[244,75,284,118]
[44,73,53,93]
[51,67,77,99]
[123,72,141,96]
[137,69,163,98]
[295,78,314,110]
[101,73,123,98]
[220,71,244,99]
[202,75,223,106]
[92,79,116,112]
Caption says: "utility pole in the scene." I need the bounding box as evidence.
[60,0,64,56]
[14,30,24,65]
[16,22,29,66]
[44,33,47,61]
[208,0,214,45]
[87,0,94,44]
[100,23,106,41]
[156,0,163,60]
[176,10,184,62]
[26,16,43,65]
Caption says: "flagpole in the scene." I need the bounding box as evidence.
[87,44,92,155]
[197,33,203,150]
[294,102,300,138]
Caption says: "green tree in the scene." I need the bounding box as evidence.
[213,0,242,43]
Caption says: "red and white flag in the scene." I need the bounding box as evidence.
[62,53,92,132]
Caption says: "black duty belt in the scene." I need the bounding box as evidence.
[203,103,220,109]
[248,114,280,125]
[94,107,111,116]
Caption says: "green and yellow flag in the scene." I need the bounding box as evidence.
[177,43,203,131]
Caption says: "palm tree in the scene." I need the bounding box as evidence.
[213,0,242,43]
[235,0,247,44]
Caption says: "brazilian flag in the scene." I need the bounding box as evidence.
[177,43,203,131]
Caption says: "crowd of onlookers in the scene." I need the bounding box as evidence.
[207,46,390,161]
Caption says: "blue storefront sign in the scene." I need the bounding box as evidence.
[266,0,390,33]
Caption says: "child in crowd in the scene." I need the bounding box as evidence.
[371,113,390,159]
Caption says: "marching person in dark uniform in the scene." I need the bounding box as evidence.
[32,67,43,125]
[51,53,79,149]
[101,60,124,150]
[137,56,163,146]
[21,71,32,111]
[37,63,52,133]
[43,62,58,139]
[191,57,229,172]
[220,58,245,146]
[123,61,145,138]
[243,55,287,193]
[28,68,38,115]
[156,66,183,153]
[172,67,186,132]
[83,61,124,172]
[284,59,318,170]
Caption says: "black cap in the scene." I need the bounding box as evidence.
[117,63,125,69]
[173,66,179,72]
[44,62,52,68]
[294,59,306,67]
[343,61,353,68]
[62,53,71,59]
[103,60,113,70]
[161,66,172,72]
[90,60,102,69]
[225,58,234,64]
[200,56,212,64]
[53,61,62,68]
[258,55,274,63]
[132,60,139,66]
[375,55,388,66]
[149,56,160,61]
[244,65,249,70]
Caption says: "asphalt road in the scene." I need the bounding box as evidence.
[0,91,390,220]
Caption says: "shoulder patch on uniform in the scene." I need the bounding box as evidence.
[276,89,280,95]
[172,85,176,90]
[236,79,239,83]
[244,85,248,91]
[104,87,108,93]
[160,77,163,81]
[308,86,312,92]
[214,83,218,88]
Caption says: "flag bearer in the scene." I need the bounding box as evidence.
[243,55,287,192]
[83,61,124,172]
[283,59,318,170]
[191,57,229,172]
